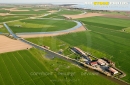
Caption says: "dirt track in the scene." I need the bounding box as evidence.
[18,26,86,38]
[0,13,14,16]
[3,8,29,12]
[48,10,58,13]
[0,35,32,53]
[63,13,105,19]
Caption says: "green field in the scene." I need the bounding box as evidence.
[103,11,127,15]
[123,27,130,33]
[0,24,8,33]
[10,10,49,14]
[57,17,130,83]
[0,15,31,23]
[1,6,130,84]
[0,48,118,85]
[7,19,77,33]
[0,9,10,13]
[95,11,127,15]
[27,17,130,83]
[0,7,50,15]
[26,37,69,53]
[79,16,130,27]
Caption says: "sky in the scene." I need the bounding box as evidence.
[0,0,130,11]
[0,0,130,4]
[0,0,129,11]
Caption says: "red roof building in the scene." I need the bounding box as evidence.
[90,61,98,66]
[109,67,118,75]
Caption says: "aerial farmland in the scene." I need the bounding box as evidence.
[0,2,130,85]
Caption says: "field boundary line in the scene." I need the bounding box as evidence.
[28,49,66,85]
[0,67,6,85]
[7,53,26,85]
[0,55,6,85]
[27,50,56,85]
[1,55,15,85]
[17,51,46,85]
[12,52,37,85]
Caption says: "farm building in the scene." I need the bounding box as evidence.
[72,47,86,55]
[90,61,98,67]
[81,58,88,62]
[71,47,91,62]
[82,55,91,61]
[108,67,118,75]
[97,59,108,66]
